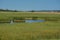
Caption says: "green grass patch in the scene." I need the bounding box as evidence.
[0,21,60,40]
[0,12,60,40]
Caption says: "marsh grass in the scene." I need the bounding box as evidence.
[0,12,60,40]
[0,22,60,40]
[0,12,60,19]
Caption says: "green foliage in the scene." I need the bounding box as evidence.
[32,17,38,20]
[0,19,10,23]
[44,17,60,22]
[13,17,25,20]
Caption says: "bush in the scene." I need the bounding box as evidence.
[0,19,10,23]
[32,17,38,20]
[44,17,59,21]
[13,17,25,20]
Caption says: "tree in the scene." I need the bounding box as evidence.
[31,10,35,12]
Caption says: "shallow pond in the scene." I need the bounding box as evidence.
[25,20,45,23]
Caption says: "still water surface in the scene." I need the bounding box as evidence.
[25,20,45,23]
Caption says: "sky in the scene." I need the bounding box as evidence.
[0,0,60,11]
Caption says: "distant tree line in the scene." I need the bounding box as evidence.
[27,10,60,12]
[0,9,22,12]
[0,9,60,12]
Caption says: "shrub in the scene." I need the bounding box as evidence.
[32,17,38,20]
[13,17,25,20]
